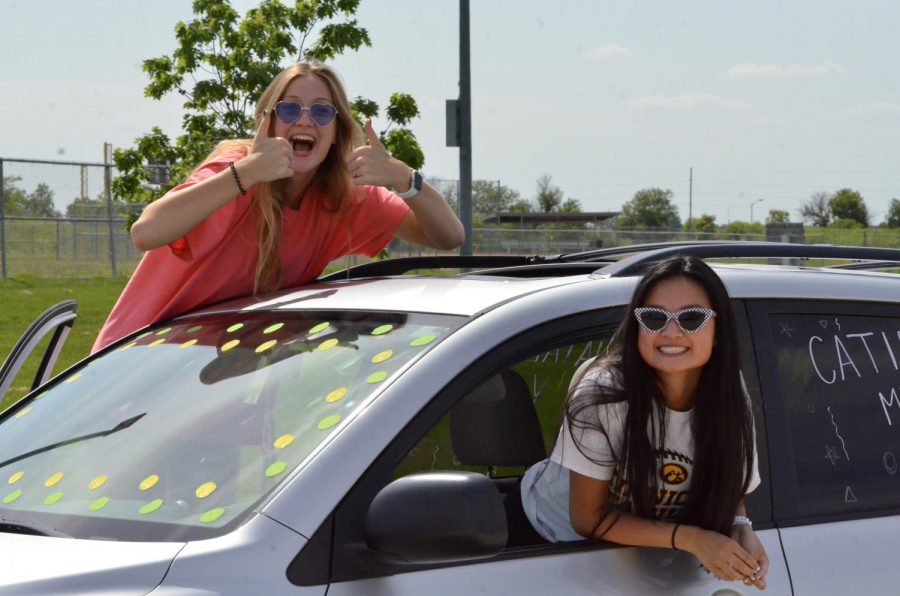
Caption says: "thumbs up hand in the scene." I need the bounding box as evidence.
[242,109,294,185]
[345,119,410,190]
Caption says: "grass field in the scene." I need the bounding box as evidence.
[0,275,128,409]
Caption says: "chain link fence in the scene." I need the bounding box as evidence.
[2,163,898,278]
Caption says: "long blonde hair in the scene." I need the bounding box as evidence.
[200,62,363,291]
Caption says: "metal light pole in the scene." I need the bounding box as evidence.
[750,199,764,224]
[458,0,472,256]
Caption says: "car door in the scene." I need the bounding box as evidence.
[318,307,791,595]
[0,300,77,404]
[748,299,900,594]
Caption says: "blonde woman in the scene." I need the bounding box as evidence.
[94,62,463,352]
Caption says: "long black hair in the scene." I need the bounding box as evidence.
[566,255,755,535]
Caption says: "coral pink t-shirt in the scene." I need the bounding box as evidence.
[93,155,409,352]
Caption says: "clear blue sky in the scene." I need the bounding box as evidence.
[2,0,899,223]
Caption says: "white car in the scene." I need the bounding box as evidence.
[1,242,898,594]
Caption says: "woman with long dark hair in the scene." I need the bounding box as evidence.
[521,256,769,590]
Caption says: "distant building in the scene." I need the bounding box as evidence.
[481,212,619,227]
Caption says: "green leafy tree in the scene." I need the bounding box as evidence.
[886,198,900,228]
[830,218,864,230]
[798,191,831,227]
[113,0,423,224]
[723,220,764,235]
[0,178,60,217]
[829,188,869,227]
[766,209,790,224]
[1,176,29,216]
[685,214,716,233]
[535,175,563,213]
[559,197,582,213]
[509,198,535,213]
[618,188,681,229]
[470,179,520,216]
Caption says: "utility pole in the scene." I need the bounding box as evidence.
[458,0,472,256]
[688,167,693,226]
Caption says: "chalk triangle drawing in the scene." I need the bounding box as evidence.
[844,486,857,503]
[819,320,828,329]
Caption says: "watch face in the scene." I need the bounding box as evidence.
[413,170,423,191]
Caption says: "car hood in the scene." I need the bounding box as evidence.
[0,532,183,595]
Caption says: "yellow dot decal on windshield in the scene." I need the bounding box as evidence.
[179,339,198,349]
[3,490,22,504]
[372,350,393,364]
[200,508,226,523]
[264,323,284,334]
[265,461,287,477]
[325,387,348,403]
[318,415,341,430]
[89,475,107,491]
[410,335,437,347]
[148,339,166,348]
[43,492,63,506]
[120,342,137,351]
[155,327,172,336]
[221,339,240,352]
[255,340,277,354]
[139,475,159,491]
[309,322,330,335]
[137,331,152,339]
[139,499,163,515]
[89,496,110,511]
[371,324,394,336]
[366,371,388,384]
[8,471,24,485]
[65,373,82,384]
[227,323,244,333]
[45,472,64,488]
[187,325,203,334]
[316,338,339,351]
[195,482,217,499]
[14,407,31,419]
[273,434,295,449]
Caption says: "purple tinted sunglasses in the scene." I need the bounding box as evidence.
[273,101,338,126]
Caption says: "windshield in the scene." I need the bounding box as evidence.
[0,310,459,541]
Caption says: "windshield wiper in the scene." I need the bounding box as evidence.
[0,519,71,538]
[0,413,145,470]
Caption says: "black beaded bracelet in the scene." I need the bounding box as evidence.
[229,161,247,195]
[671,523,680,550]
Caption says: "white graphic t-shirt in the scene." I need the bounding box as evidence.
[521,368,760,542]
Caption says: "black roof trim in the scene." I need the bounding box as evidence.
[317,242,900,281]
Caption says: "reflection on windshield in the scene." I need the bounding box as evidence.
[0,311,457,541]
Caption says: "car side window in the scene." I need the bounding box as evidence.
[393,337,612,481]
[754,303,900,519]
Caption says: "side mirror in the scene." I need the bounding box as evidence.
[365,472,507,565]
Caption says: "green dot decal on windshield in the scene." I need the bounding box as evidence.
[89,496,110,511]
[226,323,244,333]
[43,492,64,506]
[366,371,388,384]
[264,323,284,334]
[186,325,203,333]
[309,322,330,334]
[371,324,393,336]
[318,415,341,430]
[200,508,226,523]
[3,490,22,504]
[410,334,437,347]
[265,461,287,477]
[139,499,164,515]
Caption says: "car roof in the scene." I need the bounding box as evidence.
[180,242,900,319]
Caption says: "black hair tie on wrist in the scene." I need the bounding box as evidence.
[229,161,247,195]
[671,524,680,550]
